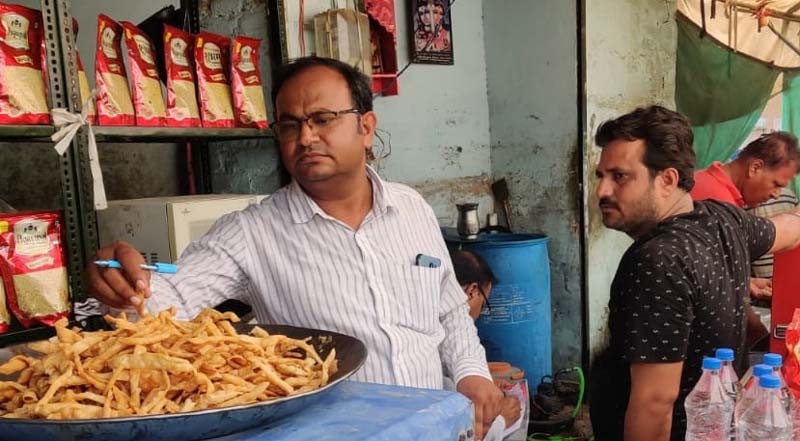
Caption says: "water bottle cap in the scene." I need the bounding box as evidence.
[753,364,773,378]
[715,348,734,361]
[702,357,721,370]
[759,374,781,389]
[763,353,783,367]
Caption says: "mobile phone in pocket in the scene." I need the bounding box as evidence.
[415,253,441,268]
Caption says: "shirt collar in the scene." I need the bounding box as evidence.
[707,161,745,208]
[288,165,395,224]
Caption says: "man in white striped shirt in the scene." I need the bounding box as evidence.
[87,57,503,439]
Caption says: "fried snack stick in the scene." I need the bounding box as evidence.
[134,286,147,317]
[0,308,337,420]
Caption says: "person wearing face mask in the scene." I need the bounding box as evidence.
[588,106,800,441]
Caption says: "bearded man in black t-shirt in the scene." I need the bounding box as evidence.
[588,106,800,441]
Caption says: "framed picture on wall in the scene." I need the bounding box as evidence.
[410,0,454,65]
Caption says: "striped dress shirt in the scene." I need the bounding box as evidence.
[148,166,491,389]
[747,187,799,278]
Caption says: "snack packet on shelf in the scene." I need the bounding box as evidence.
[122,21,166,126]
[0,2,49,125]
[163,25,200,127]
[95,14,134,126]
[231,36,267,129]
[195,31,234,128]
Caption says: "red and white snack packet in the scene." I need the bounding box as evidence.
[0,211,70,328]
[95,14,134,126]
[783,308,800,399]
[163,25,200,127]
[122,21,165,126]
[195,31,234,128]
[231,36,267,129]
[0,2,49,124]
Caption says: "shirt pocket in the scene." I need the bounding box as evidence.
[381,263,442,334]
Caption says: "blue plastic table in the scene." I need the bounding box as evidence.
[209,381,475,441]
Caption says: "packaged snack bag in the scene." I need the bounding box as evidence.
[95,14,134,126]
[195,31,234,128]
[123,21,166,126]
[163,25,200,127]
[0,2,49,124]
[231,36,267,129]
[0,211,70,328]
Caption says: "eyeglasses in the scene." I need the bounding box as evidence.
[477,285,491,313]
[270,108,362,141]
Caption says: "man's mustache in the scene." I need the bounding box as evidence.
[599,198,618,209]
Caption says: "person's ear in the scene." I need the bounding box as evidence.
[655,168,680,199]
[749,158,764,177]
[359,111,377,137]
[658,168,680,190]
[464,282,479,298]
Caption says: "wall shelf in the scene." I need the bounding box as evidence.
[0,125,55,141]
[94,127,274,143]
[0,0,273,348]
[0,125,273,143]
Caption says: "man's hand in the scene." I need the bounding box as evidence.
[500,395,521,427]
[749,277,772,300]
[457,375,503,440]
[85,241,151,309]
[493,378,511,390]
[746,303,769,349]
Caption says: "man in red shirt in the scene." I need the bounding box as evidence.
[691,132,800,346]
[691,132,799,209]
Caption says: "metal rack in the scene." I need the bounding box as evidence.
[0,0,273,347]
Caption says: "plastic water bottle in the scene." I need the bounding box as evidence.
[735,364,773,423]
[793,397,800,441]
[715,348,740,440]
[736,374,792,440]
[763,353,793,414]
[716,348,742,401]
[685,357,734,441]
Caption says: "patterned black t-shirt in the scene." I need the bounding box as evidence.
[589,200,776,441]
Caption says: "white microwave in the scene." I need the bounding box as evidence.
[97,194,267,264]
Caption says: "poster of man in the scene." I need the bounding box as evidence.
[410,0,454,65]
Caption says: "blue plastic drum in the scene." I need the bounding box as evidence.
[444,228,552,385]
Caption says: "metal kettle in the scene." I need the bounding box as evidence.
[456,203,480,239]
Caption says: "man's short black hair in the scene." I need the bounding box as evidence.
[737,131,800,172]
[595,105,696,192]
[271,56,373,113]
[450,250,497,287]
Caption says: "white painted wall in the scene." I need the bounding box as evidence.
[483,0,582,371]
[372,0,495,226]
